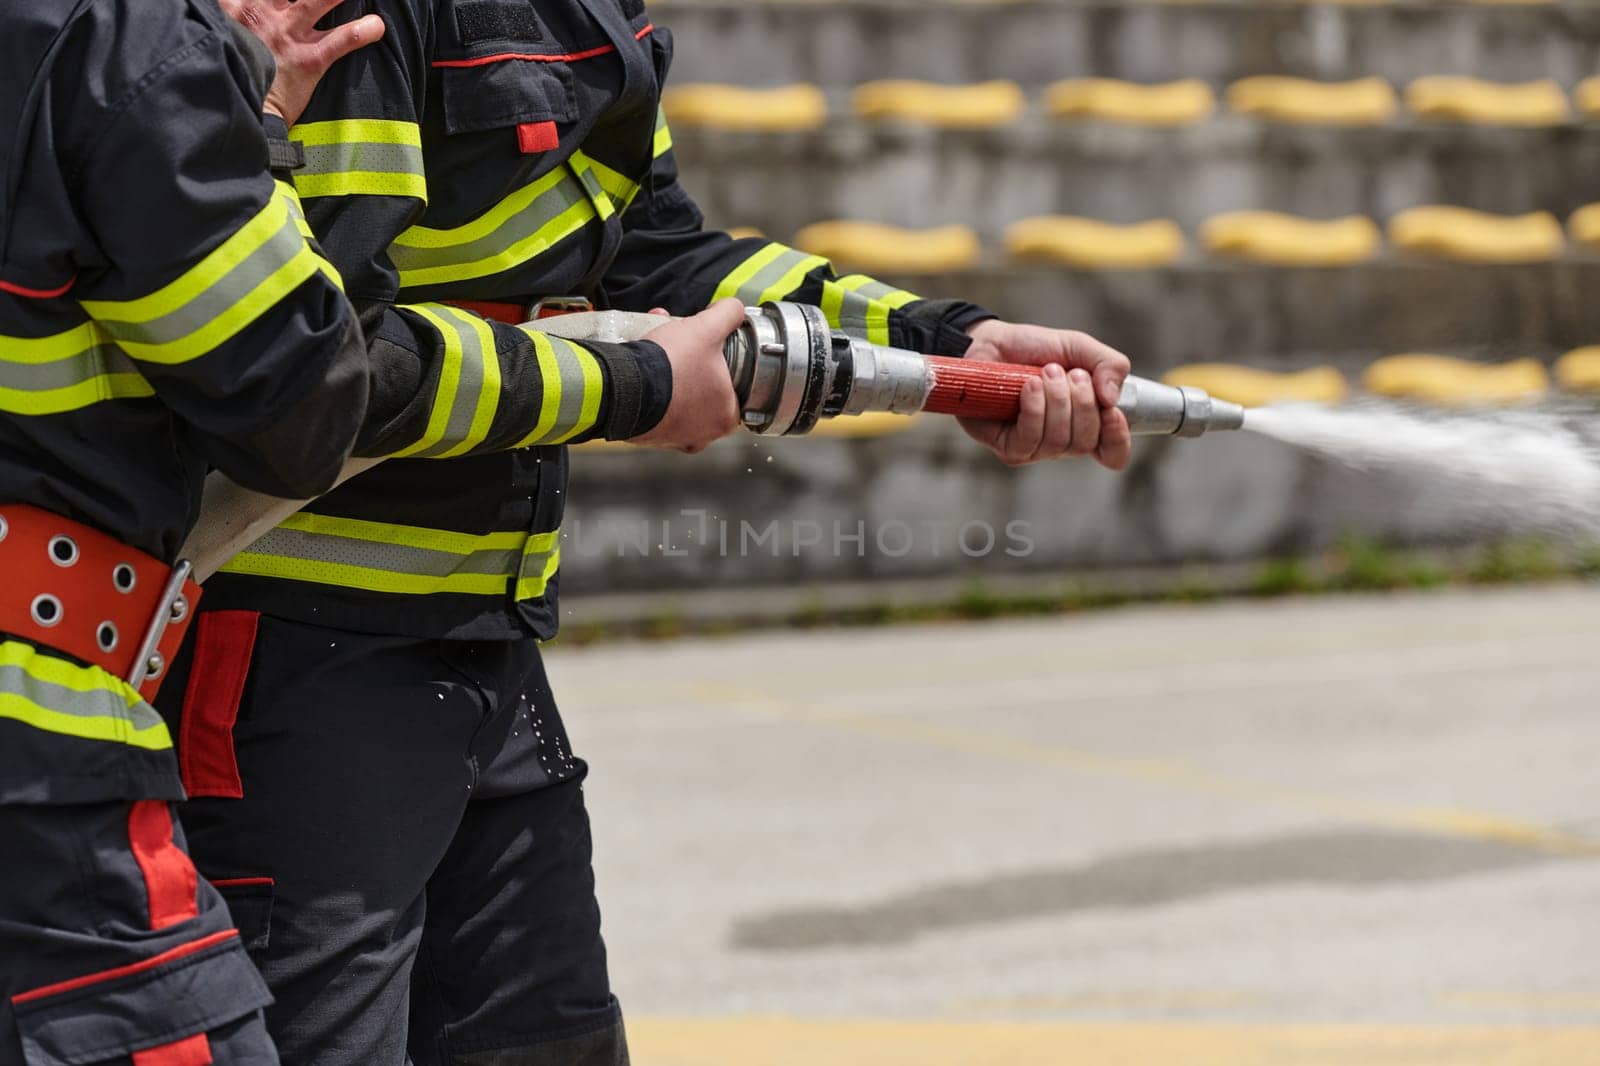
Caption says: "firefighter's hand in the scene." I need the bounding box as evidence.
[958,320,1133,470]
[223,0,386,126]
[632,299,744,454]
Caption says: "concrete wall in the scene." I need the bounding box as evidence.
[550,1,1600,597]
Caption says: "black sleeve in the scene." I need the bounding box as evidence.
[73,18,369,499]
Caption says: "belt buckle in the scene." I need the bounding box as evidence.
[530,296,594,321]
[125,559,194,691]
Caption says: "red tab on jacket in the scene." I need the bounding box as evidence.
[517,121,560,154]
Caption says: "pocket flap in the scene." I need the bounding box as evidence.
[441,61,576,136]
[14,933,270,1066]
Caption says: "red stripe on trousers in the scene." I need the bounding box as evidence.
[178,611,259,798]
[11,930,239,1004]
[128,801,200,930]
[133,1033,213,1066]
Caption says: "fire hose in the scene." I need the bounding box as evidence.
[181,302,1245,579]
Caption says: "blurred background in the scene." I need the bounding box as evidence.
[550,1,1600,1062]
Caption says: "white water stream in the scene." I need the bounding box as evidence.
[1244,402,1600,534]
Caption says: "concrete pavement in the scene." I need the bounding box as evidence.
[547,584,1600,1063]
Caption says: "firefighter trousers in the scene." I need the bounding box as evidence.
[0,798,279,1065]
[155,612,626,1066]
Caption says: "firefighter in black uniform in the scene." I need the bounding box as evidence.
[1,0,719,1060]
[0,0,379,1061]
[157,2,1137,1064]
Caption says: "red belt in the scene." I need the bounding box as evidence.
[0,504,201,700]
[444,296,594,326]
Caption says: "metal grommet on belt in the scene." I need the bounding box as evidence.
[96,622,119,653]
[30,594,63,628]
[112,563,137,593]
[48,535,80,567]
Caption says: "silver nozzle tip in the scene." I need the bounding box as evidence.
[1208,399,1246,433]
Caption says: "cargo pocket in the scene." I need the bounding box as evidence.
[440,56,576,155]
[12,932,270,1066]
[209,878,274,955]
[176,611,260,800]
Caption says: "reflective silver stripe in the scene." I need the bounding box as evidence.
[411,306,494,459]
[0,654,171,751]
[220,515,561,602]
[713,245,828,305]
[88,211,307,349]
[549,338,589,435]
[389,166,597,287]
[300,140,426,185]
[0,322,154,415]
[833,278,902,336]
[511,332,603,446]
[0,342,139,393]
[250,526,519,579]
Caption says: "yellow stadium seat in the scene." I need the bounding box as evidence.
[1568,204,1600,250]
[792,221,982,273]
[660,84,828,132]
[1576,77,1600,119]
[1363,354,1550,406]
[1163,365,1349,407]
[1388,207,1563,264]
[1226,76,1397,126]
[1005,216,1184,269]
[1202,211,1381,267]
[1044,79,1215,127]
[851,80,1026,129]
[1405,77,1569,127]
[1556,348,1600,393]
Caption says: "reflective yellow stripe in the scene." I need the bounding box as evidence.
[824,274,922,345]
[290,119,428,201]
[390,305,503,460]
[713,242,830,306]
[655,108,673,158]
[81,193,324,364]
[275,180,345,290]
[510,331,604,446]
[514,538,562,601]
[0,641,170,750]
[292,119,424,148]
[759,254,829,304]
[391,166,598,288]
[266,511,528,553]
[218,513,561,601]
[517,331,564,446]
[713,243,788,303]
[0,321,155,415]
[866,285,920,346]
[553,339,603,445]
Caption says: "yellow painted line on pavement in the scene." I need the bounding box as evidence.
[692,682,1600,859]
[1442,992,1600,1015]
[629,1018,1600,1066]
